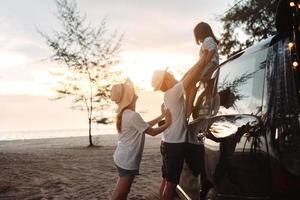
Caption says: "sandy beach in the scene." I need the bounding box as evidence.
[0,134,163,200]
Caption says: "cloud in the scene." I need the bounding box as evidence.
[82,0,231,51]
[0,59,61,96]
[0,0,234,96]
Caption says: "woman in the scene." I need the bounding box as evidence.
[110,81,172,200]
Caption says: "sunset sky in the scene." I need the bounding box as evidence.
[0,0,234,133]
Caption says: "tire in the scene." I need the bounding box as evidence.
[205,187,216,200]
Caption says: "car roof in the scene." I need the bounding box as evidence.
[242,37,273,56]
[219,36,274,67]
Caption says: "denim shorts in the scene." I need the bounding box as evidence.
[116,165,139,177]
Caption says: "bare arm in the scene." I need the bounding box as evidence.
[145,109,172,136]
[181,50,209,91]
[181,49,215,82]
[147,104,166,127]
[147,115,164,127]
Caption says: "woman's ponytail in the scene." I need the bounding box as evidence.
[116,107,128,133]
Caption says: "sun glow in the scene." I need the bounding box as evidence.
[0,50,196,96]
[0,51,29,69]
[0,57,62,96]
[116,51,195,90]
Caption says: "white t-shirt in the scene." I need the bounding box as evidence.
[163,81,187,143]
[199,36,219,78]
[113,109,149,170]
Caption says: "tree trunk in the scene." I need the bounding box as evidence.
[88,118,94,146]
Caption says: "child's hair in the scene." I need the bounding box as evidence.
[194,22,219,45]
[116,106,129,133]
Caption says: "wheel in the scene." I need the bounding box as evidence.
[205,187,216,200]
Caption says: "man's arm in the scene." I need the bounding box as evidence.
[181,49,213,82]
[181,51,209,91]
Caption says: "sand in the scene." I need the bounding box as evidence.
[0,134,163,200]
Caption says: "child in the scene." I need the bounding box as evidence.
[186,22,219,119]
[110,81,172,200]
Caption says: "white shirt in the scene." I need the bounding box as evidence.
[113,109,149,170]
[163,82,187,143]
[199,36,219,77]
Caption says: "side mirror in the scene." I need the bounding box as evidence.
[206,114,261,142]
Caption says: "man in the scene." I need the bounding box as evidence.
[151,53,208,200]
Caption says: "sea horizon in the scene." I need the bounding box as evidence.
[0,125,117,141]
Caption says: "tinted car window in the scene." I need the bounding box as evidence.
[264,39,300,175]
[217,47,269,115]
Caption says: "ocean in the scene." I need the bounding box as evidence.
[0,125,117,141]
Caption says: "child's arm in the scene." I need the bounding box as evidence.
[145,109,172,136]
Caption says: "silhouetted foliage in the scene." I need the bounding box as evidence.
[40,0,122,146]
[219,0,279,58]
[218,69,257,107]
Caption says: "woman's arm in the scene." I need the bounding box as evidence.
[147,104,166,127]
[147,115,164,127]
[145,109,172,136]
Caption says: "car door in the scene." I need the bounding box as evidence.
[204,39,272,198]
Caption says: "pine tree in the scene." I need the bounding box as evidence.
[220,0,279,57]
[40,0,122,146]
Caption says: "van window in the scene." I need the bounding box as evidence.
[265,39,300,175]
[217,47,269,115]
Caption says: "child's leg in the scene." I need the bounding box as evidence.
[111,176,135,200]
